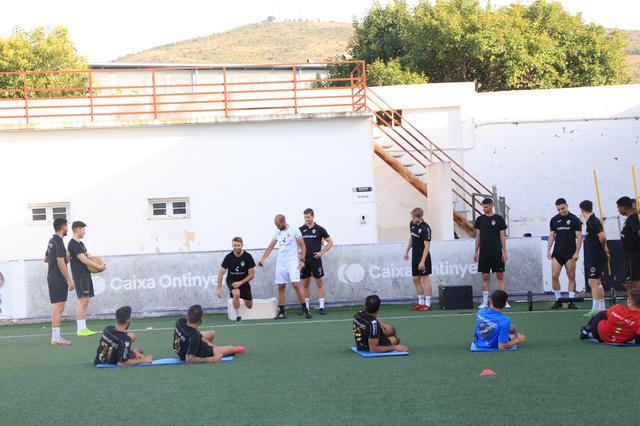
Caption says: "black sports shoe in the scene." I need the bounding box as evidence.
[580,326,591,340]
[319,308,326,315]
[304,309,312,319]
[276,312,287,320]
[236,316,242,322]
[567,302,578,310]
[551,300,563,309]
[297,309,305,316]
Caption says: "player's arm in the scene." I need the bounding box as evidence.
[498,333,525,350]
[597,231,610,259]
[547,231,555,259]
[317,236,334,257]
[118,355,152,366]
[56,257,74,291]
[76,253,106,271]
[573,230,583,260]
[473,230,480,261]
[297,237,306,269]
[403,236,412,261]
[257,240,277,266]
[215,267,226,298]
[500,230,508,262]
[419,240,430,269]
[233,267,255,288]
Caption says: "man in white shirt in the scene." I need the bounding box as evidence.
[258,214,310,319]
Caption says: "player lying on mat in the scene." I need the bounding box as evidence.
[94,306,153,366]
[353,295,408,353]
[173,304,244,364]
[474,290,525,350]
[580,288,640,344]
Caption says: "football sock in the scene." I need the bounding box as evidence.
[235,309,240,317]
[591,299,597,312]
[425,296,431,307]
[319,298,325,309]
[301,303,308,312]
[418,295,425,305]
[52,327,61,341]
[482,292,489,305]
[569,291,576,299]
[554,291,561,300]
[76,319,86,331]
[304,298,310,309]
[278,305,285,314]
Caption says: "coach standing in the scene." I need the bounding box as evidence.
[617,197,640,289]
[300,208,333,315]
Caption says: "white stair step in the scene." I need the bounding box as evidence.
[402,162,415,168]
[391,152,403,158]
[413,171,426,177]
[381,142,394,149]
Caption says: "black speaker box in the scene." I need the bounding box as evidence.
[438,285,473,310]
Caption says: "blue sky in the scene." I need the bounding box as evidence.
[1,0,639,62]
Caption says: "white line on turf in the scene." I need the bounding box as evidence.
[0,309,589,341]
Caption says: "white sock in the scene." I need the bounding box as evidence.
[235,308,241,317]
[554,291,561,300]
[482,292,489,304]
[598,299,605,311]
[418,295,425,305]
[305,298,310,309]
[591,299,598,312]
[569,291,576,299]
[319,298,325,309]
[76,319,86,331]
[52,327,61,341]
[425,296,431,307]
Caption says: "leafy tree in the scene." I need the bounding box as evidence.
[366,58,427,85]
[0,26,88,98]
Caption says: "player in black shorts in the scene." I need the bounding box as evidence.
[403,207,433,311]
[173,305,244,364]
[216,237,255,321]
[353,295,408,353]
[94,306,152,366]
[68,221,106,336]
[547,198,583,309]
[617,196,640,290]
[473,198,508,309]
[300,208,333,315]
[44,218,75,346]
[579,200,610,317]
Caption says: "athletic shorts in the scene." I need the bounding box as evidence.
[47,276,68,304]
[378,335,392,347]
[411,253,432,276]
[586,310,608,342]
[275,263,301,285]
[552,254,574,266]
[301,257,324,279]
[226,282,253,300]
[195,344,214,358]
[478,254,505,274]
[74,275,95,299]
[624,258,640,282]
[584,257,606,279]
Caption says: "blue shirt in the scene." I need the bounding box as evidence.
[474,308,511,349]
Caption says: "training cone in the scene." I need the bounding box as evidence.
[235,346,245,354]
[480,369,496,376]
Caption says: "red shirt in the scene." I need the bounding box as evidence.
[597,305,640,343]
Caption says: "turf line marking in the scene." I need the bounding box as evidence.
[0,309,588,341]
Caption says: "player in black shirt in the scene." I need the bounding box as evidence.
[547,198,583,309]
[403,207,433,311]
[216,237,255,321]
[617,197,640,289]
[68,221,106,336]
[473,198,508,309]
[173,305,244,363]
[300,208,333,315]
[579,200,610,317]
[44,218,74,346]
[94,306,152,366]
[352,295,408,353]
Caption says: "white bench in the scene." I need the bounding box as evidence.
[226,297,277,321]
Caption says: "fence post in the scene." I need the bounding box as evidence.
[223,67,229,118]
[293,64,298,114]
[22,72,29,124]
[89,70,94,121]
[361,61,367,111]
[151,69,158,119]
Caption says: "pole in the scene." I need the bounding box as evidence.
[633,165,639,216]
[593,170,612,275]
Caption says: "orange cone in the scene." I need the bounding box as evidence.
[480,369,496,376]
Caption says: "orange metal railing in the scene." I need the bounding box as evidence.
[0,61,367,124]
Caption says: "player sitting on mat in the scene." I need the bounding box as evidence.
[94,306,153,366]
[580,288,640,344]
[473,290,525,350]
[352,295,408,353]
[173,304,244,363]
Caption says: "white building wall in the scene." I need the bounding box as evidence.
[0,114,378,261]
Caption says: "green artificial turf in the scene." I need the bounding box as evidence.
[0,302,638,425]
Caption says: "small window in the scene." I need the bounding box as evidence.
[28,203,69,224]
[148,198,189,219]
[376,109,402,127]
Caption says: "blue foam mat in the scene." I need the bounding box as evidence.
[588,338,638,347]
[96,356,233,368]
[350,347,409,357]
[470,342,517,352]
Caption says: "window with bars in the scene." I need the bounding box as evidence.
[148,198,190,219]
[28,203,69,224]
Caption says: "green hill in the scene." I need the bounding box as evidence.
[116,20,354,64]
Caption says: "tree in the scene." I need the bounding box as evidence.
[0,26,88,98]
[365,58,427,86]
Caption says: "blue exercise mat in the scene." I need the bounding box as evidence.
[588,338,638,347]
[96,356,233,368]
[470,342,517,352]
[350,347,409,357]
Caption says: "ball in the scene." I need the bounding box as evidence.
[87,256,105,273]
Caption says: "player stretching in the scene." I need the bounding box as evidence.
[353,295,408,353]
[474,290,525,350]
[174,305,244,363]
[300,208,333,315]
[258,214,310,319]
[403,207,433,311]
[68,221,106,336]
[94,306,152,366]
[547,198,582,309]
[216,237,255,322]
[44,218,74,346]
[473,198,509,309]
[580,288,640,344]
[579,201,609,317]
[617,197,640,290]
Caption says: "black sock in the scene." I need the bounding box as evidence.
[279,305,285,314]
[301,303,308,312]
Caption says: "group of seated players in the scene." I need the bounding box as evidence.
[92,288,640,366]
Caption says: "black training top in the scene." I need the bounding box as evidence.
[474,214,507,255]
[409,220,432,258]
[221,251,256,284]
[584,215,606,261]
[46,234,67,282]
[550,213,582,257]
[621,214,640,260]
[353,311,381,351]
[94,326,131,365]
[299,223,330,259]
[68,239,91,282]
[173,318,205,361]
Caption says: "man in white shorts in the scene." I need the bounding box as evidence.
[258,214,311,319]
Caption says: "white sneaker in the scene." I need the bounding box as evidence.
[478,303,488,309]
[505,302,511,309]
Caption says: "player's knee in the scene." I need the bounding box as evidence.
[245,300,253,309]
[389,336,399,345]
[231,289,240,297]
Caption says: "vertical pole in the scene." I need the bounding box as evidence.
[151,69,158,119]
[89,70,94,121]
[593,170,612,275]
[23,72,29,124]
[632,165,639,216]
[361,60,367,111]
[223,67,228,118]
[292,64,298,114]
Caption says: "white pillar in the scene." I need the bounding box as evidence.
[426,162,454,240]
